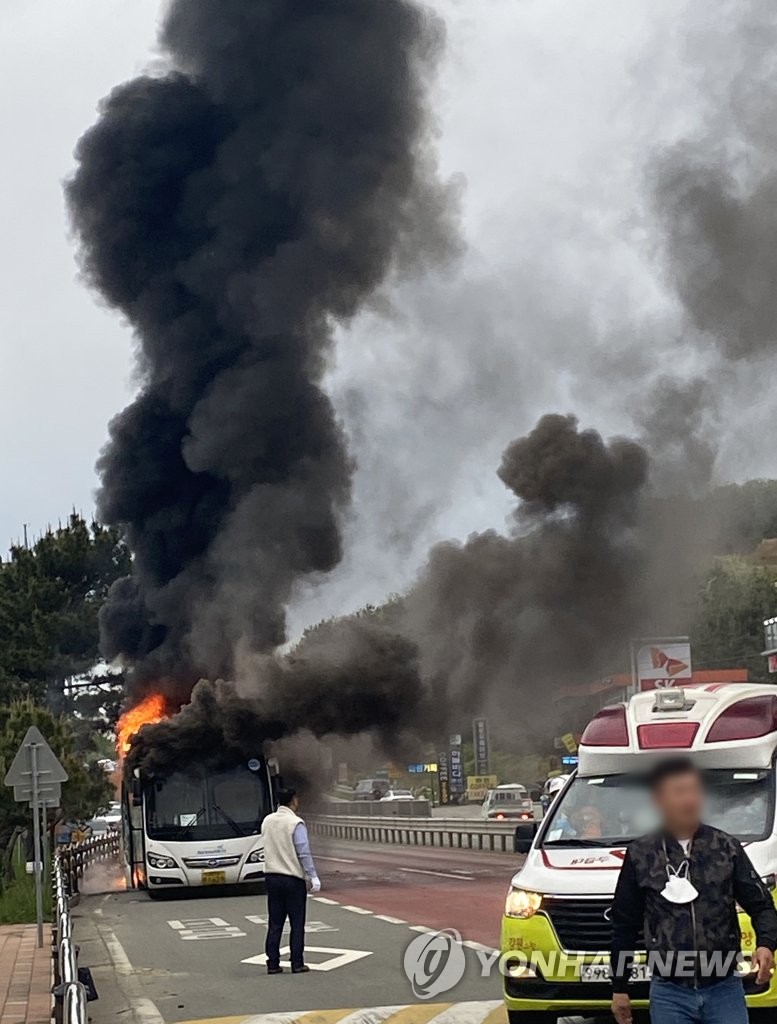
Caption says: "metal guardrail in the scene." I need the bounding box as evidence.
[52,833,120,1024]
[309,813,520,852]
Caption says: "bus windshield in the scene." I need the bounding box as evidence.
[145,763,270,842]
[542,768,774,847]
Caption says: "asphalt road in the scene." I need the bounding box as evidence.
[77,840,518,1024]
[312,834,520,948]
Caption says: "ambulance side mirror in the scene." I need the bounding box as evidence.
[514,821,538,854]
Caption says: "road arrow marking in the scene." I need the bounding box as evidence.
[241,946,372,971]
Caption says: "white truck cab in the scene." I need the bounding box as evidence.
[501,683,777,1022]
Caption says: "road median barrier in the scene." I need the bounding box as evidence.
[323,798,433,818]
[308,813,519,851]
[52,833,119,1024]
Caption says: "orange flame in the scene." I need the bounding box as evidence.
[117,693,169,758]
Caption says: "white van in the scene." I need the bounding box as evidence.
[482,783,535,821]
[502,683,777,1022]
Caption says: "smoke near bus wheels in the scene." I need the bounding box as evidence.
[58,0,777,770]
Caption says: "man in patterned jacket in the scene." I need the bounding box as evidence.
[610,757,777,1024]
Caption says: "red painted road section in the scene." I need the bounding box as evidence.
[313,835,524,948]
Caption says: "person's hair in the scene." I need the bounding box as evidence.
[277,787,298,806]
[647,757,701,793]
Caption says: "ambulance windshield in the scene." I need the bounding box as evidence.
[543,768,773,846]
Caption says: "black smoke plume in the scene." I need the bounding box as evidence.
[404,414,650,735]
[67,0,454,696]
[127,619,424,777]
[128,414,651,769]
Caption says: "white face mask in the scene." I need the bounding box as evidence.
[661,861,699,905]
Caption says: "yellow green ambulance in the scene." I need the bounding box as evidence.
[501,683,777,1022]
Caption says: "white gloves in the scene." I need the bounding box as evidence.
[309,875,321,894]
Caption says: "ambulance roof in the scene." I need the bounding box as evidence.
[578,683,777,776]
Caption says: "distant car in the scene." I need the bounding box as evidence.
[481,784,535,821]
[353,778,391,800]
[104,802,122,827]
[380,789,414,802]
[85,817,111,835]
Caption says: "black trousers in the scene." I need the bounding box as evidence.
[265,873,307,969]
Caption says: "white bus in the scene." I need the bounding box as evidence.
[503,683,777,1022]
[122,754,279,894]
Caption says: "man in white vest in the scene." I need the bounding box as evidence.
[261,787,321,974]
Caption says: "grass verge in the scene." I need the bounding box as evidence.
[0,838,51,924]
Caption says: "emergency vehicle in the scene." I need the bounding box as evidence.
[501,683,777,1022]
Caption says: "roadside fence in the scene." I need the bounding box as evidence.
[309,814,519,852]
[52,832,120,1024]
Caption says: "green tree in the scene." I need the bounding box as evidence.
[710,480,777,554]
[0,699,112,885]
[0,514,130,706]
[690,557,777,679]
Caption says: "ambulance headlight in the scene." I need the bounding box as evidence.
[247,848,265,864]
[505,888,542,919]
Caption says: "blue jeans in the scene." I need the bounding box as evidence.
[649,976,748,1023]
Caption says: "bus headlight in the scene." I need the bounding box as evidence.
[247,848,265,864]
[147,852,177,869]
[505,888,542,919]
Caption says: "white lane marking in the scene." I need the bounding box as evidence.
[312,896,340,905]
[317,856,356,864]
[96,924,164,1024]
[408,925,436,934]
[341,905,372,914]
[463,940,499,954]
[399,867,475,881]
[241,945,373,971]
[246,915,338,933]
[167,917,246,940]
[372,915,407,925]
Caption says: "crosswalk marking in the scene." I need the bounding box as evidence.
[176,1002,505,1024]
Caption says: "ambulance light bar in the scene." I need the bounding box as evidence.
[580,705,629,747]
[638,722,700,749]
[707,695,777,744]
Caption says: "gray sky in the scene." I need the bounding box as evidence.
[2,0,775,633]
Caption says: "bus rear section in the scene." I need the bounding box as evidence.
[122,755,278,892]
[501,683,777,1022]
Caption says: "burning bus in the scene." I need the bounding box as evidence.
[118,695,280,893]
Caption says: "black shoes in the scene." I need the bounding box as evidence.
[292,965,310,974]
[267,966,283,975]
